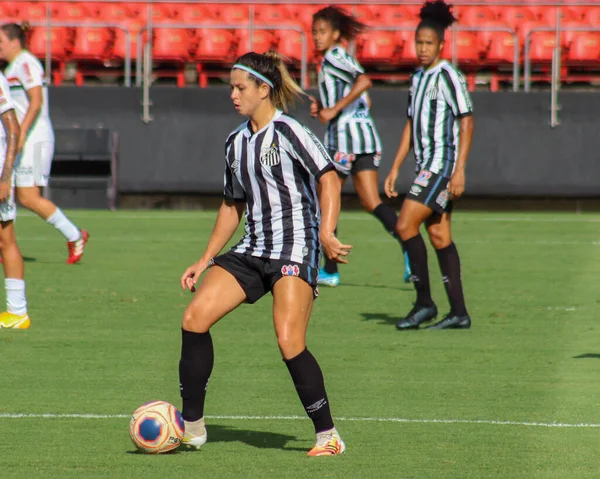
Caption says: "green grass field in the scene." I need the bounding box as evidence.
[1,209,599,478]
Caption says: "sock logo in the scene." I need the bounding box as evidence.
[306,398,327,414]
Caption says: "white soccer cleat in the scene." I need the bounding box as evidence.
[181,418,207,449]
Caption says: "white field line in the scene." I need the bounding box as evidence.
[13,212,600,223]
[0,413,599,428]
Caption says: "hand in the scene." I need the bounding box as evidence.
[0,181,10,202]
[384,170,399,198]
[320,232,352,264]
[308,95,321,118]
[448,169,465,199]
[180,257,212,292]
[318,107,338,123]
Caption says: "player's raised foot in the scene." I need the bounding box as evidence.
[67,229,89,265]
[425,313,471,330]
[396,303,438,330]
[181,418,207,449]
[307,428,346,457]
[403,251,412,283]
[317,268,340,287]
[0,311,30,329]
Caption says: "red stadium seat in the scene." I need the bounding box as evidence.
[566,32,600,63]
[112,19,145,62]
[92,2,134,22]
[287,5,321,31]
[353,6,377,26]
[528,32,558,62]
[28,27,71,59]
[532,7,579,25]
[357,31,400,65]
[377,6,420,26]
[477,21,515,53]
[486,32,518,64]
[583,8,600,26]
[152,28,192,87]
[499,7,537,32]
[457,6,497,25]
[254,5,292,25]
[274,29,315,63]
[71,26,111,60]
[442,31,480,64]
[400,34,417,64]
[195,29,236,61]
[560,20,591,47]
[0,3,20,19]
[133,4,173,23]
[217,5,250,25]
[51,2,92,22]
[15,2,48,21]
[237,29,276,54]
[178,4,211,25]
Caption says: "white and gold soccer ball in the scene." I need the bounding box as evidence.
[129,400,185,454]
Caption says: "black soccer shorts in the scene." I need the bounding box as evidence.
[212,251,319,304]
[406,169,454,216]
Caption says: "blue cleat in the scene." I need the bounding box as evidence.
[403,251,412,283]
[318,268,341,287]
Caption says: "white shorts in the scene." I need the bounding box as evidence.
[15,140,54,188]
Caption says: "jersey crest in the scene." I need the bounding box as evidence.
[260,143,280,167]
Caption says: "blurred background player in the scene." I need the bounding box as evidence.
[178,51,349,456]
[310,6,411,287]
[384,0,474,330]
[0,23,88,265]
[0,70,30,329]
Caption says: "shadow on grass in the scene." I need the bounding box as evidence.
[573,353,600,359]
[360,312,403,326]
[341,282,412,292]
[127,424,304,454]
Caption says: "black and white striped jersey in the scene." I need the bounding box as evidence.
[223,110,335,270]
[318,45,382,155]
[407,60,473,177]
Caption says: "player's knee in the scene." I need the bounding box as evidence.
[396,217,416,240]
[359,196,378,213]
[276,331,304,360]
[181,302,210,334]
[16,190,36,209]
[428,228,451,249]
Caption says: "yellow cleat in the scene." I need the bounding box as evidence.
[307,429,346,457]
[181,418,207,449]
[0,311,30,329]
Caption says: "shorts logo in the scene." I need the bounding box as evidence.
[414,170,432,187]
[260,143,280,167]
[373,152,381,167]
[436,189,449,208]
[281,264,300,276]
[334,151,355,166]
[409,185,422,196]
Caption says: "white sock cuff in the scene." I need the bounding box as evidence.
[5,278,25,290]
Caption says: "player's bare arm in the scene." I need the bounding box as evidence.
[0,109,19,201]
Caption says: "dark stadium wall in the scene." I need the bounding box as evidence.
[49,87,600,197]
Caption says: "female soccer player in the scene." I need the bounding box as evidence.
[0,23,88,264]
[311,6,411,287]
[178,51,350,456]
[0,71,30,329]
[384,0,474,330]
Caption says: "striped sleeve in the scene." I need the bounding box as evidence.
[276,118,335,181]
[0,74,15,116]
[407,75,415,118]
[223,135,246,202]
[16,57,44,91]
[323,48,364,84]
[440,66,473,118]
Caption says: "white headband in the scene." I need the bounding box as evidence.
[232,64,274,88]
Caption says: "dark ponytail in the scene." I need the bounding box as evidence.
[417,1,457,40]
[313,6,367,42]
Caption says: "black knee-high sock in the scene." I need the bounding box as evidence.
[285,348,334,433]
[435,243,468,316]
[323,228,338,274]
[179,329,214,422]
[402,234,433,307]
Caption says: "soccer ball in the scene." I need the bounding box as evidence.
[129,400,185,454]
